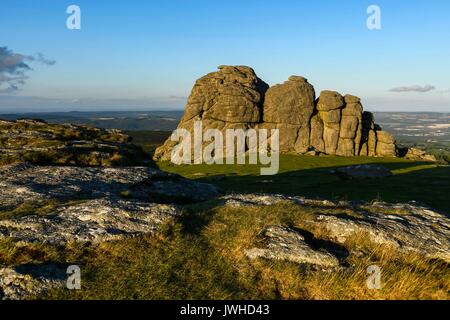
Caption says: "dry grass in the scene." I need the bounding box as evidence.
[2,202,449,300]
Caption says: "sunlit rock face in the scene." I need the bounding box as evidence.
[154,65,401,161]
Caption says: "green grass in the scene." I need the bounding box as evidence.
[126,130,450,212]
[156,154,450,214]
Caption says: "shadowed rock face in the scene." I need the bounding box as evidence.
[154,65,409,161]
[0,164,221,245]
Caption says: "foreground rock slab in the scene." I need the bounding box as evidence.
[245,226,340,268]
[0,265,66,300]
[0,164,221,211]
[332,164,392,179]
[316,202,450,262]
[0,164,221,244]
[224,194,450,263]
[0,199,178,245]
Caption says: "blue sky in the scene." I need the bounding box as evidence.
[0,0,449,112]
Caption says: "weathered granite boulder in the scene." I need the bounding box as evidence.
[154,65,269,161]
[336,95,363,156]
[373,131,396,157]
[245,225,340,268]
[310,114,325,153]
[263,76,315,126]
[154,65,426,161]
[261,76,315,153]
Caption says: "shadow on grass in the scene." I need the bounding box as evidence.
[189,161,450,214]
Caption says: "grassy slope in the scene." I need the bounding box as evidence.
[158,155,450,214]
[29,201,449,300]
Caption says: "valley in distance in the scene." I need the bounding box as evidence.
[2,110,449,161]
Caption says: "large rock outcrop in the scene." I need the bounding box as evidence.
[154,66,404,161]
[154,66,269,161]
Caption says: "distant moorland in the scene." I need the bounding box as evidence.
[3,110,447,161]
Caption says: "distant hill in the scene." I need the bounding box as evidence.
[0,111,184,131]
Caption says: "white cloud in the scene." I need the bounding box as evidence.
[389,85,435,93]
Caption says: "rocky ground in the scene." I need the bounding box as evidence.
[0,163,221,299]
[1,166,449,299]
[224,194,450,264]
[0,117,447,300]
[0,119,150,166]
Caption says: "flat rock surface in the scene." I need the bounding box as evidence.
[0,264,66,300]
[245,226,341,268]
[0,164,221,245]
[0,164,221,211]
[224,194,450,263]
[0,198,178,245]
[333,164,393,179]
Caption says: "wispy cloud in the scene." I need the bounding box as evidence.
[0,46,55,93]
[389,85,435,93]
[169,95,187,101]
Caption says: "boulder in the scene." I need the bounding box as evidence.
[154,65,269,161]
[375,131,397,156]
[263,76,315,126]
[333,164,392,179]
[224,194,450,263]
[339,116,359,139]
[404,148,437,162]
[336,138,355,157]
[344,94,361,104]
[261,75,315,153]
[323,123,340,154]
[316,90,345,111]
[245,225,340,268]
[310,114,325,153]
[376,131,396,144]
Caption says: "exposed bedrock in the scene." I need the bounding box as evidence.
[154,66,430,161]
